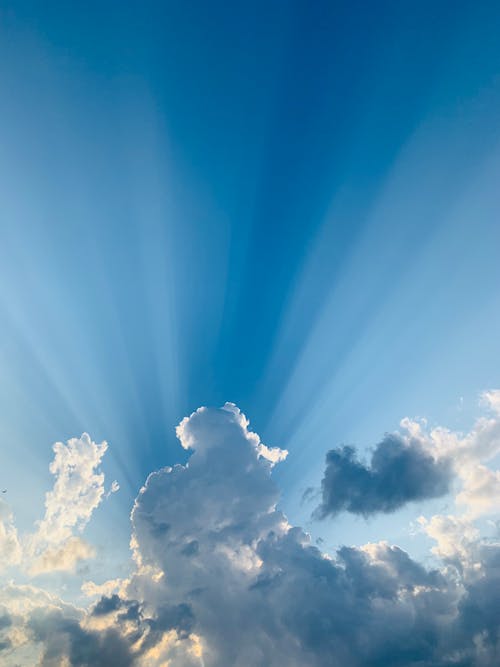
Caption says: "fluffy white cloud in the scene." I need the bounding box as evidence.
[417,514,480,566]
[1,400,499,666]
[397,394,500,577]
[404,389,500,469]
[24,433,109,575]
[31,433,108,545]
[1,433,117,579]
[456,464,500,519]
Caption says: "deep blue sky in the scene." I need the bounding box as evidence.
[1,0,500,550]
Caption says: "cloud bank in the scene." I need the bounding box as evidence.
[1,398,499,665]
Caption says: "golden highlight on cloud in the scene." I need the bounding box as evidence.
[0,434,118,579]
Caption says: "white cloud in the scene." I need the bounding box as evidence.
[481,389,500,415]
[0,500,22,572]
[399,394,500,522]
[81,579,125,600]
[398,394,500,579]
[32,433,108,547]
[27,433,115,575]
[417,514,480,566]
[456,463,500,518]
[1,433,115,579]
[0,582,80,618]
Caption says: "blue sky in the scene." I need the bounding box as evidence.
[1,3,500,664]
[2,0,500,516]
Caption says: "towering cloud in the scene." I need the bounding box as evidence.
[1,399,499,666]
[121,403,500,665]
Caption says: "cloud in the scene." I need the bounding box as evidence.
[28,607,135,667]
[28,537,96,577]
[314,434,452,518]
[404,390,500,468]
[30,433,108,547]
[1,400,499,666]
[456,464,500,518]
[80,579,124,600]
[0,433,117,580]
[121,403,500,666]
[0,501,22,572]
[481,389,500,415]
[400,394,500,522]
[314,393,500,520]
[417,514,481,568]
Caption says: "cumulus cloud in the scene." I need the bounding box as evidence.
[121,402,499,665]
[400,392,500,522]
[1,400,499,666]
[417,514,480,567]
[314,434,452,518]
[0,433,117,579]
[456,463,500,518]
[314,392,500,520]
[405,390,500,468]
[29,434,108,549]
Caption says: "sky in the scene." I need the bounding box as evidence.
[0,1,500,665]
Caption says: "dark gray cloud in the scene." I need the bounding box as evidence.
[0,610,12,632]
[455,543,500,662]
[91,593,123,616]
[15,537,500,667]
[28,609,135,667]
[0,609,12,654]
[315,434,452,518]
